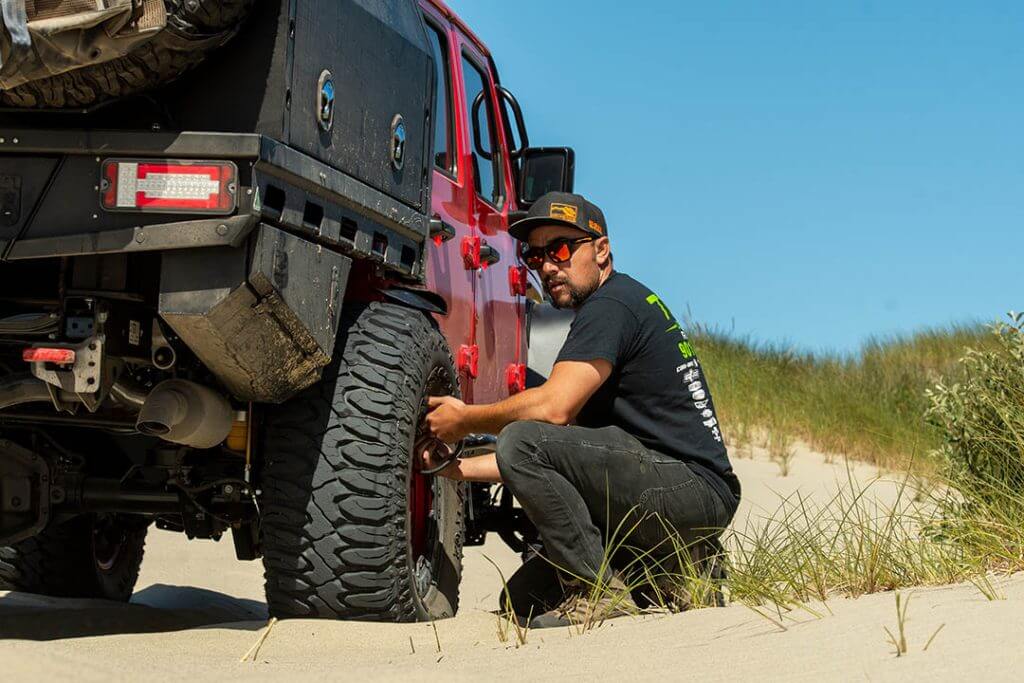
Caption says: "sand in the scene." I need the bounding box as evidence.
[2,444,1020,681]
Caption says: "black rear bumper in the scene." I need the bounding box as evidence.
[0,128,428,281]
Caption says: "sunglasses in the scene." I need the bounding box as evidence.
[520,237,593,270]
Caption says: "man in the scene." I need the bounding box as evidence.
[421,191,741,627]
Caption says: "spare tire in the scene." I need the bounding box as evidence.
[165,0,255,35]
[0,0,255,109]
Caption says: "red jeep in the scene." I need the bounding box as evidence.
[0,0,574,621]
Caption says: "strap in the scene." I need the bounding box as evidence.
[1,0,30,49]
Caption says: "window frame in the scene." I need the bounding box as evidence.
[460,48,505,210]
[423,15,457,181]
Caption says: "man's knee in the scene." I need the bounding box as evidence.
[496,420,548,480]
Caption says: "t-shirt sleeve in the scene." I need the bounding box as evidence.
[555,297,638,368]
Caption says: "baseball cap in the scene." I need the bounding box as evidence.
[508,191,608,242]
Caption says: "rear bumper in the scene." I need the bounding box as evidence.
[0,128,428,281]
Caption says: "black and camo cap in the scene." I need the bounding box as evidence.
[508,191,608,242]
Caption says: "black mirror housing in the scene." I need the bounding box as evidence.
[518,147,575,207]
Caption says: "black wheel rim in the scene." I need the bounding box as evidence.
[408,366,451,601]
[91,515,127,573]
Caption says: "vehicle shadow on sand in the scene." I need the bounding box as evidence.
[0,584,268,640]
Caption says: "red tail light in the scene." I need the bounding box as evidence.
[23,348,76,365]
[101,159,238,214]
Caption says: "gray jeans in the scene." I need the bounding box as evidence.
[495,421,735,585]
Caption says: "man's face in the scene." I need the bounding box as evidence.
[527,225,606,310]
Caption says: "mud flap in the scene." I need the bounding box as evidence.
[158,225,351,403]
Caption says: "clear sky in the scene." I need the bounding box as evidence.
[448,0,1023,354]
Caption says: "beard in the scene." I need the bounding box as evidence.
[545,275,600,310]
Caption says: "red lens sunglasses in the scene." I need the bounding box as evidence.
[520,237,593,270]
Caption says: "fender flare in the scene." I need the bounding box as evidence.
[379,287,448,316]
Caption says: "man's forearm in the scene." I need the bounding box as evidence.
[445,453,502,483]
[460,386,565,436]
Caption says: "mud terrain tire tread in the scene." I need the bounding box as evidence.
[260,302,464,621]
[0,515,148,601]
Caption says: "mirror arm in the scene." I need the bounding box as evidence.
[471,91,494,162]
[498,86,530,158]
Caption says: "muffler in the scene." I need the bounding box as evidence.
[136,380,233,449]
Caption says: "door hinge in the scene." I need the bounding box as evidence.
[508,265,528,296]
[461,235,481,270]
[505,362,527,394]
[458,344,479,378]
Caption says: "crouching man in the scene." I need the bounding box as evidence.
[420,192,741,628]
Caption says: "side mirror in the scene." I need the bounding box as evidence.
[518,147,575,206]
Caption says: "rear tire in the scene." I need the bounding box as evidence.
[260,302,464,621]
[0,514,149,601]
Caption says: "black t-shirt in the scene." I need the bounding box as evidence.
[555,271,740,511]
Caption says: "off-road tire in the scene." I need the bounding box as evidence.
[0,514,149,601]
[260,302,465,621]
[0,0,255,109]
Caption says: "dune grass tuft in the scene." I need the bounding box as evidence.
[693,322,995,472]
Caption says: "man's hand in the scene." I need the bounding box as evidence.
[424,395,470,443]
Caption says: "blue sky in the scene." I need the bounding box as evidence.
[448,0,1024,354]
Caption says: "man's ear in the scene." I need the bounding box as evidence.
[595,237,612,267]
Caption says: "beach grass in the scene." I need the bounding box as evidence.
[693,322,996,472]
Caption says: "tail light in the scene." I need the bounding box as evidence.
[100,159,238,214]
[23,347,76,365]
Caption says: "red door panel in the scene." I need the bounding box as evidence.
[457,36,522,403]
[421,4,478,403]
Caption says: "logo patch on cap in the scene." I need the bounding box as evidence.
[588,219,604,235]
[549,203,578,223]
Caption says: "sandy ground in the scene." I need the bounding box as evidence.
[3,444,1022,681]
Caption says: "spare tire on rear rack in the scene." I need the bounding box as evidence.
[0,0,255,109]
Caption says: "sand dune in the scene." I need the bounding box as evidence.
[2,445,1019,681]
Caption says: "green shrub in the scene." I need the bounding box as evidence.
[926,313,1024,490]
[925,314,1024,564]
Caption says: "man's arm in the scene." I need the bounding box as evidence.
[418,451,503,483]
[424,358,612,443]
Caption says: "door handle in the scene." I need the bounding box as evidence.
[429,216,456,243]
[479,243,501,268]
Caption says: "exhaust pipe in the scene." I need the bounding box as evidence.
[136,379,233,449]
